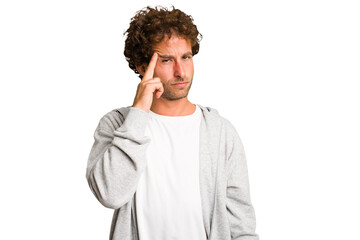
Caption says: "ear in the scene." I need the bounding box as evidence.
[136,65,147,77]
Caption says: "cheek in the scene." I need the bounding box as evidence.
[154,65,171,78]
[153,66,161,78]
[186,62,194,73]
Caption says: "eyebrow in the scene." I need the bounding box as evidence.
[158,52,193,59]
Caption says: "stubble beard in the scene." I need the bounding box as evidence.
[161,78,193,101]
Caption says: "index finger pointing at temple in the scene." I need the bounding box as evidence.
[143,53,158,80]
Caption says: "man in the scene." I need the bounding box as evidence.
[86,6,258,240]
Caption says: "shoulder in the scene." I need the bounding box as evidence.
[96,106,132,132]
[198,104,242,145]
[198,104,245,157]
[197,104,238,132]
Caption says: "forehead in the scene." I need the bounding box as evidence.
[153,35,192,54]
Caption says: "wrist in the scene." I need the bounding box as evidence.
[132,104,150,113]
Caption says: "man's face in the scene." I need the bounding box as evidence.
[152,35,194,101]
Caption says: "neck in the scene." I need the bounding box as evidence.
[150,97,195,116]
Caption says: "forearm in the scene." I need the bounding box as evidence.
[86,107,150,209]
[224,119,258,239]
[227,162,258,240]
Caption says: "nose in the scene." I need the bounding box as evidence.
[174,61,185,78]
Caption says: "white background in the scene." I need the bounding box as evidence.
[1,0,359,239]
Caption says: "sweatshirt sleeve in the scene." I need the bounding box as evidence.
[224,119,259,240]
[86,107,150,209]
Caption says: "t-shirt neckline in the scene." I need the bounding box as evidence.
[149,104,199,120]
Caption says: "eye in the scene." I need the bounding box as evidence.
[183,55,192,60]
[162,59,171,63]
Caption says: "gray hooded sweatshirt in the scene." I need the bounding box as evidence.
[86,105,258,240]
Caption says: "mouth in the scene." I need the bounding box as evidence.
[171,82,189,88]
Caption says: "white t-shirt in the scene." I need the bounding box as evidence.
[135,105,207,240]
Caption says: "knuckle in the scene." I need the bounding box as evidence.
[144,83,153,90]
[140,81,148,87]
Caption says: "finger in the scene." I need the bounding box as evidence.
[142,80,163,95]
[143,53,158,80]
[146,81,163,93]
[139,80,163,94]
[140,78,161,84]
[138,78,160,90]
[155,89,163,99]
[154,83,164,99]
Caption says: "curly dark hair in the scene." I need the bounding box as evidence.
[124,6,202,78]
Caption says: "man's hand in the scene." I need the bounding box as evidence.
[132,53,164,112]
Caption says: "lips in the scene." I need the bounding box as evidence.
[171,82,189,87]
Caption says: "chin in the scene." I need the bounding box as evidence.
[162,92,189,101]
[162,95,187,101]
